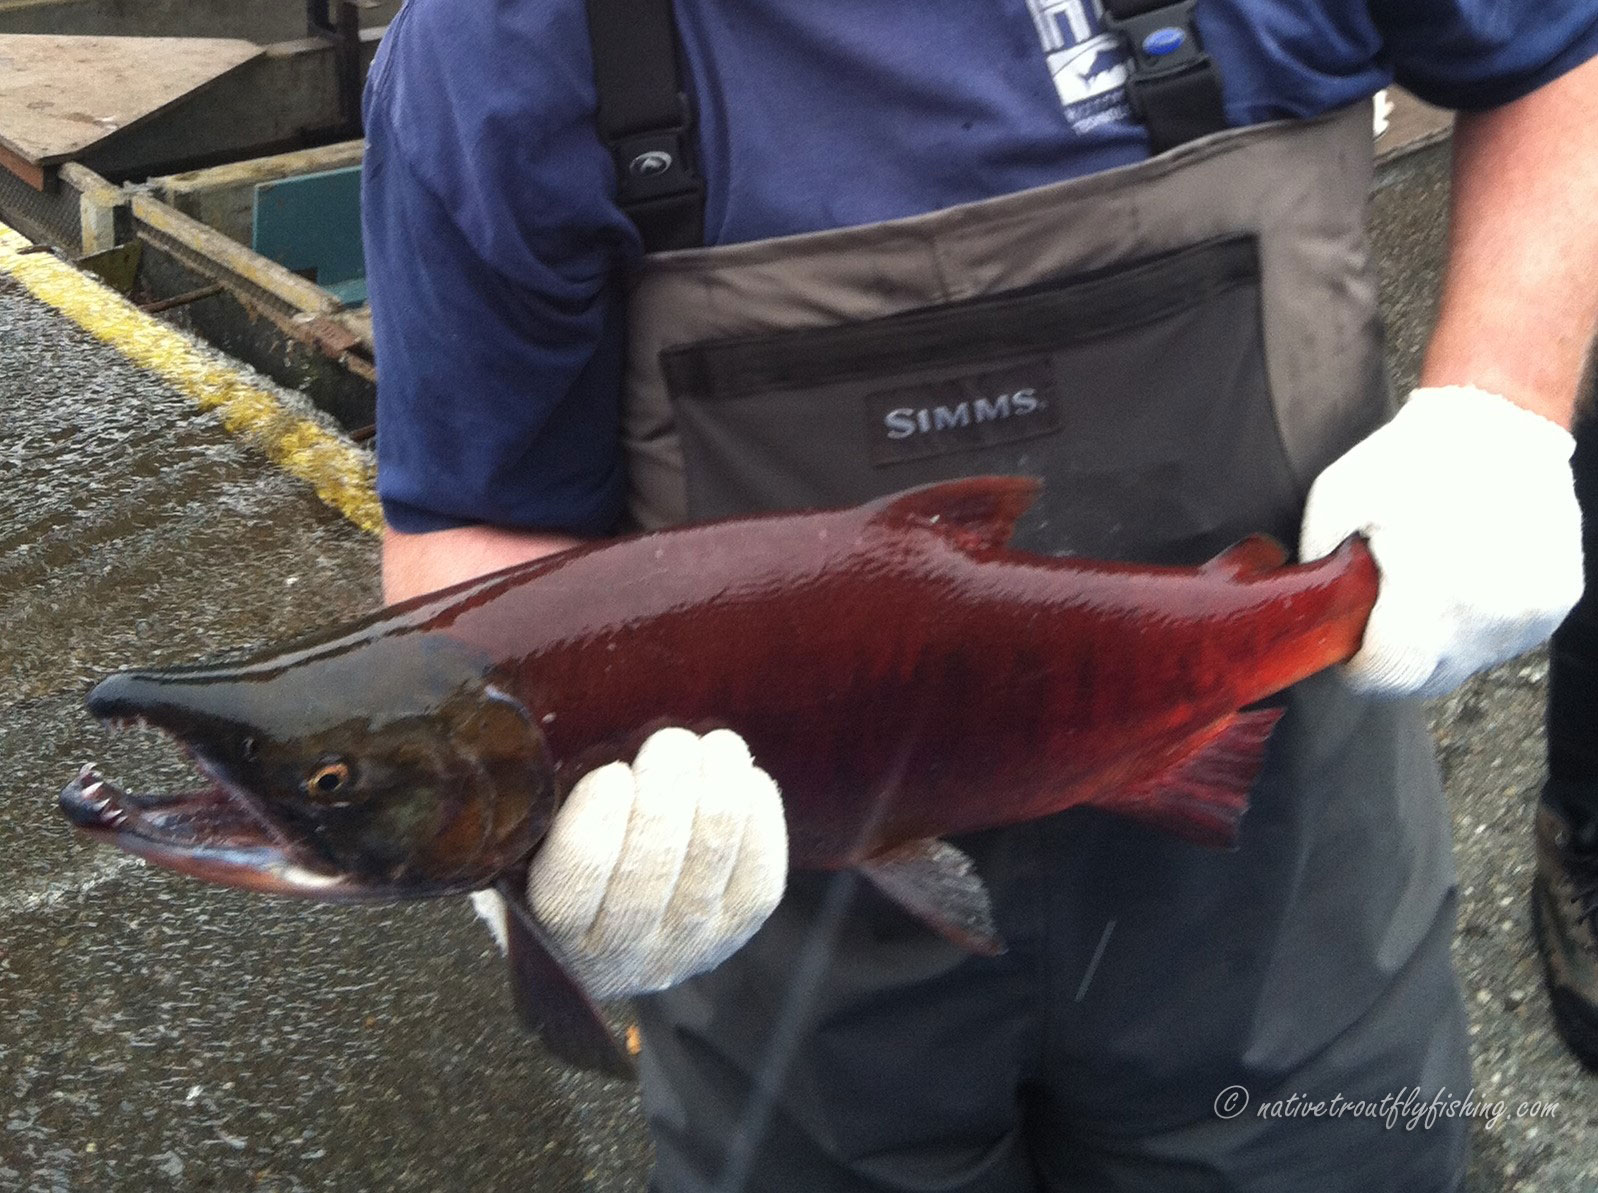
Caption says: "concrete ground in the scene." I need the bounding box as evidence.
[0,276,647,1192]
[3,151,1596,1189]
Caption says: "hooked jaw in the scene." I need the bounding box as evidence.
[60,760,351,898]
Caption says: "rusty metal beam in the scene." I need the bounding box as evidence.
[131,191,343,315]
[0,140,45,190]
[129,191,375,382]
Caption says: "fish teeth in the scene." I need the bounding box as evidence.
[80,781,119,820]
[71,763,125,818]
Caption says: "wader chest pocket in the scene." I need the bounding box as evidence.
[661,235,1299,563]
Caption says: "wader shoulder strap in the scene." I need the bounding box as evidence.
[1101,0,1228,154]
[584,0,706,251]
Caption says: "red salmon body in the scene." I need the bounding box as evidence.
[63,477,1379,1076]
[417,477,1378,863]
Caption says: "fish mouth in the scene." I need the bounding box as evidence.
[60,719,349,898]
[62,759,233,839]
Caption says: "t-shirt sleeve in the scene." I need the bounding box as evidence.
[360,0,640,536]
[1375,2,1598,110]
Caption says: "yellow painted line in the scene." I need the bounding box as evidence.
[0,220,383,535]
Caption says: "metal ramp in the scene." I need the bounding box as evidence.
[0,34,261,187]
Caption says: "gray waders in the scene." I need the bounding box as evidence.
[616,104,1470,1192]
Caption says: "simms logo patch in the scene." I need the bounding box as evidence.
[863,360,1061,466]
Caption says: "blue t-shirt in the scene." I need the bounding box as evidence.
[363,0,1598,535]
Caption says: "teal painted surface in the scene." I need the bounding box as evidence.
[252,165,367,305]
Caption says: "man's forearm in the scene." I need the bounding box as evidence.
[382,523,585,605]
[1420,53,1598,428]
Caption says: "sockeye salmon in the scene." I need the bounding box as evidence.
[59,477,1378,1077]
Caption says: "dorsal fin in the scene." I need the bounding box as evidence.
[1202,535,1289,579]
[867,477,1042,550]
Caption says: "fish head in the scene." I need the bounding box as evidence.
[61,633,556,901]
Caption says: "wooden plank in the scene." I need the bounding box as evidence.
[153,139,363,243]
[59,160,125,252]
[0,34,262,166]
[335,305,372,350]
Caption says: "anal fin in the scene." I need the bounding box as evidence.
[858,838,1005,956]
[1113,706,1284,849]
[495,875,638,1081]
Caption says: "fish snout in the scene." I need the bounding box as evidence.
[87,670,168,724]
[86,670,251,744]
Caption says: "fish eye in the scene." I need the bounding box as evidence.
[307,761,351,796]
[240,736,259,760]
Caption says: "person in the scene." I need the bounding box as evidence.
[1535,406,1598,1067]
[361,2,1598,1188]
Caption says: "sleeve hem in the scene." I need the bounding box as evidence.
[1396,28,1598,112]
[379,491,626,538]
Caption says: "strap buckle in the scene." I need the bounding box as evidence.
[1102,0,1209,82]
[610,94,702,206]
[1100,0,1226,150]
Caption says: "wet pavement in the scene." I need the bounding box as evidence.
[3,221,1597,1190]
[0,275,647,1192]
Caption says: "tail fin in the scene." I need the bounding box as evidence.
[1239,534,1380,701]
[1322,535,1380,664]
[1110,707,1284,848]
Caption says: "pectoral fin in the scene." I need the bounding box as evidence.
[494,876,638,1080]
[858,838,1005,956]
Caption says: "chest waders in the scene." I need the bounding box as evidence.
[584,4,1470,1188]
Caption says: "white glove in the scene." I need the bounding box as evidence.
[1300,385,1584,698]
[520,726,787,1000]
